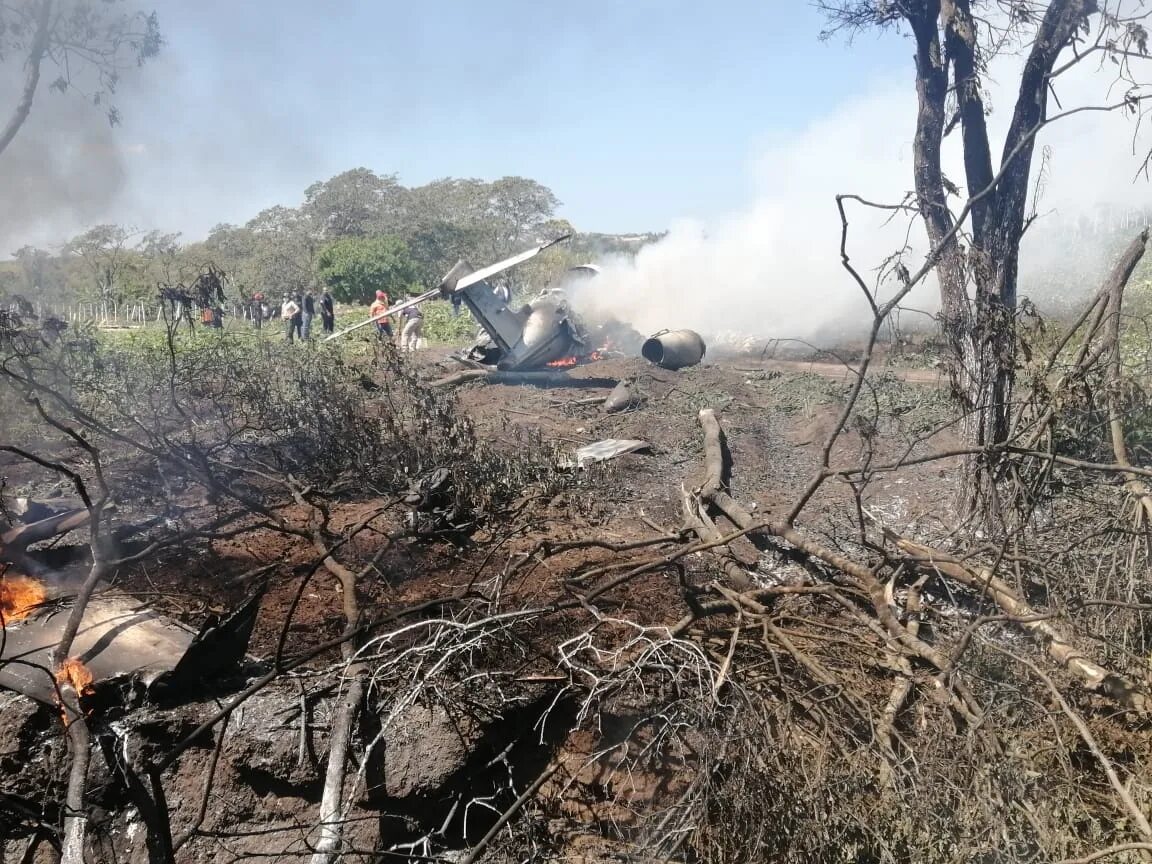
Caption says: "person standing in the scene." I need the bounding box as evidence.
[369,290,392,341]
[320,289,335,335]
[281,294,300,342]
[251,292,265,329]
[400,303,423,353]
[292,294,304,341]
[302,290,316,340]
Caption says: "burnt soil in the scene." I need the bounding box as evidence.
[0,348,959,862]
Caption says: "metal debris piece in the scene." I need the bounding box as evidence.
[603,379,643,414]
[1,578,262,705]
[642,329,707,370]
[561,439,652,470]
[1,589,198,704]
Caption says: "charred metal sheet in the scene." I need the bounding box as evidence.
[1,573,262,705]
[156,589,262,695]
[560,439,651,470]
[0,588,197,705]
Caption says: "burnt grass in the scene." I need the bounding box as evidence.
[2,344,1143,863]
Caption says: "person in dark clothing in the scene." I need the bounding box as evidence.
[302,291,316,340]
[291,294,303,341]
[251,292,265,329]
[320,289,335,334]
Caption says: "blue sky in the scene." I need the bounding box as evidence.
[95,0,908,240]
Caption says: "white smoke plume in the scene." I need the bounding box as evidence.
[569,40,1152,347]
[569,79,922,347]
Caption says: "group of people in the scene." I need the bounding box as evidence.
[267,288,424,351]
[278,289,336,342]
[368,290,424,352]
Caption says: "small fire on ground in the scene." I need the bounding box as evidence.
[56,658,95,725]
[546,351,604,368]
[0,574,48,623]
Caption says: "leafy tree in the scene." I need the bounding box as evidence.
[0,268,19,298]
[244,206,321,296]
[315,235,418,305]
[404,175,564,293]
[64,223,139,303]
[0,1,162,158]
[485,175,562,248]
[12,245,53,296]
[401,218,485,286]
[136,230,186,288]
[303,168,406,239]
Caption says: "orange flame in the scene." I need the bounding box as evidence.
[56,658,95,726]
[0,574,47,623]
[545,350,604,369]
[57,658,94,694]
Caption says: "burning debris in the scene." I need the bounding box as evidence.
[457,282,589,370]
[326,238,712,375]
[0,572,47,622]
[55,657,95,725]
[55,657,95,695]
[0,570,260,706]
[0,501,259,706]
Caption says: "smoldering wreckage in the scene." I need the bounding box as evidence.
[327,234,707,376]
[6,229,1149,863]
[0,236,723,860]
[0,238,699,701]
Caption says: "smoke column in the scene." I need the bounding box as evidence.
[0,75,129,253]
[568,51,1152,346]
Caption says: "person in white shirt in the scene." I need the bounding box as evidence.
[281,295,300,342]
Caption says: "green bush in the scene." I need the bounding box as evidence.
[315,235,418,305]
[420,299,479,345]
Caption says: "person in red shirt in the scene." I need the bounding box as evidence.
[369,290,391,340]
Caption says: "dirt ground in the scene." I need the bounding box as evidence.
[0,347,959,862]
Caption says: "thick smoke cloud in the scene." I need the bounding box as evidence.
[568,80,923,346]
[571,44,1152,345]
[0,78,129,253]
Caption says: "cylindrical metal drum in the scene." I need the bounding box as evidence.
[641,329,706,370]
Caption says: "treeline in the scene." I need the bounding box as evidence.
[0,169,663,308]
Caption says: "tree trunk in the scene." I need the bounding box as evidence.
[59,684,92,864]
[950,304,1015,522]
[904,0,1096,525]
[0,1,53,159]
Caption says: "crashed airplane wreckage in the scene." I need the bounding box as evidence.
[326,235,591,370]
[325,236,707,373]
[0,503,259,706]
